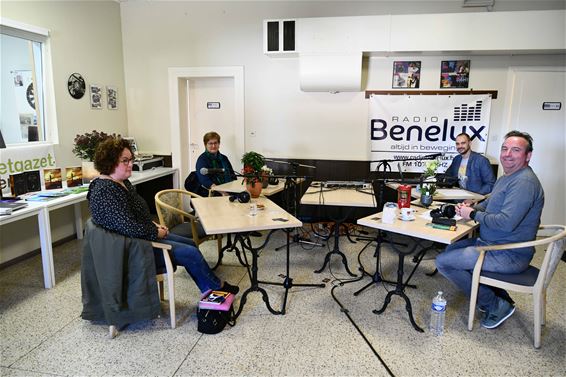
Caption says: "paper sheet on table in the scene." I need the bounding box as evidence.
[435,188,477,198]
[420,210,462,221]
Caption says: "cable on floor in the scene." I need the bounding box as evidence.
[330,280,395,377]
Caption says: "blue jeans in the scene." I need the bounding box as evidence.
[153,233,221,293]
[435,237,533,312]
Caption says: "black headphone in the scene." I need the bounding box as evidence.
[268,176,279,185]
[430,204,456,219]
[229,191,251,203]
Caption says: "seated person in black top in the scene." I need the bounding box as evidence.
[87,137,238,296]
[195,131,236,196]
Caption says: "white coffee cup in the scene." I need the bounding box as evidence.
[401,207,415,221]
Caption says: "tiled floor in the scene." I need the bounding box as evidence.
[1,226,565,376]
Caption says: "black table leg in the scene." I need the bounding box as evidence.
[315,219,357,277]
[234,229,325,318]
[372,245,432,333]
[212,233,248,270]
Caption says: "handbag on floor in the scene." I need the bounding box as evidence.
[197,290,236,334]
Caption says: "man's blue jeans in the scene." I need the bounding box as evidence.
[435,237,533,312]
[154,233,221,293]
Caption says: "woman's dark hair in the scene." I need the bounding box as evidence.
[504,130,533,152]
[94,137,133,175]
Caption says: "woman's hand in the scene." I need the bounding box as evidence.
[155,223,169,239]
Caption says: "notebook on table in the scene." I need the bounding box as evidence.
[0,201,28,214]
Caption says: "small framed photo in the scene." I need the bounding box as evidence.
[90,84,102,109]
[392,61,421,88]
[440,60,470,88]
[66,167,83,187]
[44,168,63,190]
[107,86,117,110]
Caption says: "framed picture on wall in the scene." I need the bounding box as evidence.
[90,84,102,109]
[392,61,421,88]
[440,60,470,88]
[107,86,117,110]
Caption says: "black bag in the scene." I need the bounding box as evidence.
[197,305,236,334]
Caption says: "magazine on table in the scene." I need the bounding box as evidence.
[200,290,231,305]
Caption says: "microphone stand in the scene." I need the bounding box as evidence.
[354,158,417,296]
[252,160,325,306]
[265,160,324,250]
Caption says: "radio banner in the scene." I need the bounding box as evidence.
[369,94,491,173]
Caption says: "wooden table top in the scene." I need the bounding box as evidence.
[191,196,302,235]
[357,206,478,245]
[300,183,377,208]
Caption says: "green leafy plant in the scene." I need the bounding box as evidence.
[423,159,439,178]
[72,130,118,161]
[241,151,265,184]
[241,151,265,172]
[420,183,437,197]
[421,159,439,197]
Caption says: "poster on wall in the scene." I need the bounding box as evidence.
[106,86,117,110]
[440,60,470,88]
[90,84,102,109]
[392,61,421,88]
[368,94,492,173]
[12,70,38,141]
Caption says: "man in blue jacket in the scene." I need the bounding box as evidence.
[445,133,495,195]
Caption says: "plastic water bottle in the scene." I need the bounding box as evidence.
[430,291,446,336]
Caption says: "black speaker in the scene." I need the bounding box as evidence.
[229,191,250,203]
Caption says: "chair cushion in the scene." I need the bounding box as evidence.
[481,266,539,286]
[170,221,208,240]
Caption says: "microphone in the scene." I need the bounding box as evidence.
[422,152,444,160]
[200,167,225,175]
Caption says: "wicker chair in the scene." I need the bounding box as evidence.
[154,189,222,266]
[468,224,566,348]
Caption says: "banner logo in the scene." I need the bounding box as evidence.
[369,95,492,172]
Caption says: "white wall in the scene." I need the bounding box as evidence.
[1,0,565,264]
[120,1,566,165]
[1,1,127,263]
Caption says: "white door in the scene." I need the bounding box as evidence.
[168,66,244,186]
[506,68,566,225]
[187,77,238,172]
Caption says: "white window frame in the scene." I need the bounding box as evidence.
[0,17,58,146]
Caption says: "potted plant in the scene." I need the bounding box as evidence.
[72,130,118,161]
[260,165,273,188]
[73,130,118,182]
[420,159,439,207]
[241,151,265,198]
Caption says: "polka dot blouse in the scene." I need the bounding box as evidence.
[87,178,158,241]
